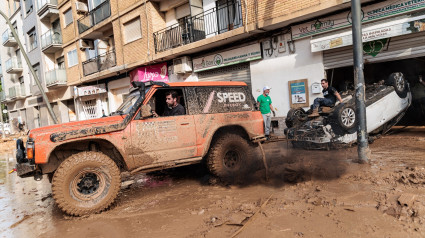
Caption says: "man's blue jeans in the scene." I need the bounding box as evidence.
[311,98,334,110]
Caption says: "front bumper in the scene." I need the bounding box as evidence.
[15,138,36,178]
[15,163,36,177]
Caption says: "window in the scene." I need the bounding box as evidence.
[24,0,33,15]
[64,8,73,26]
[67,49,78,67]
[57,56,65,69]
[32,63,40,86]
[123,18,142,44]
[28,29,37,51]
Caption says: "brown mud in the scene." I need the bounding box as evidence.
[1,127,425,237]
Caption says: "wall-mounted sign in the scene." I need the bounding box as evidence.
[310,13,425,52]
[130,62,168,83]
[292,0,425,40]
[193,44,262,72]
[288,79,309,108]
[76,84,107,97]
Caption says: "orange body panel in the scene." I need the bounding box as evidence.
[28,81,265,171]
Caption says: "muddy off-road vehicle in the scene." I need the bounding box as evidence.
[15,81,265,216]
[285,72,412,149]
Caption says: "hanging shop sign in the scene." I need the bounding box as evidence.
[310,12,425,52]
[292,0,425,40]
[76,84,107,97]
[193,44,262,72]
[130,62,168,83]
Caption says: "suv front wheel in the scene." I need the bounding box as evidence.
[207,133,254,181]
[52,151,121,216]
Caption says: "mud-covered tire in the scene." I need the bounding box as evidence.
[52,151,121,216]
[285,107,307,128]
[386,72,408,98]
[329,103,357,135]
[207,133,254,181]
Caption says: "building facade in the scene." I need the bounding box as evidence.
[2,0,424,134]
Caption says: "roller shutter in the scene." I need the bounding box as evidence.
[197,62,251,86]
[323,31,425,69]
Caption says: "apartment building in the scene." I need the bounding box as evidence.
[2,0,423,132]
[0,0,74,132]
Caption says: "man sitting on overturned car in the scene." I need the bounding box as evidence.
[309,79,343,117]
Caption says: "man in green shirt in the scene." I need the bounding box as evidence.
[257,86,275,140]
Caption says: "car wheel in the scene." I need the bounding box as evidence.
[387,72,408,98]
[330,103,357,135]
[52,151,121,216]
[285,107,307,128]
[207,133,255,182]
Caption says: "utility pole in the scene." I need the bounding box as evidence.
[0,10,58,124]
[351,0,369,163]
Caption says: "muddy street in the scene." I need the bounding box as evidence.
[1,128,425,238]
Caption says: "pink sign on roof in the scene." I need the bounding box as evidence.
[130,62,169,83]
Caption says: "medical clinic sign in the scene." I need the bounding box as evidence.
[291,0,425,40]
[130,62,168,83]
[193,44,262,72]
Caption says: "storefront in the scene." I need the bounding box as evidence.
[192,43,262,86]
[290,0,425,122]
[74,84,109,120]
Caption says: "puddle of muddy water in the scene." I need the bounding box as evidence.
[0,152,57,238]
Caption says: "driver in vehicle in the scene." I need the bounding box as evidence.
[153,90,186,117]
[309,79,343,117]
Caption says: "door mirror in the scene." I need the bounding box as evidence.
[140,105,153,118]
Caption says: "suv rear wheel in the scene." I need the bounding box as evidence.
[52,151,121,216]
[207,133,254,181]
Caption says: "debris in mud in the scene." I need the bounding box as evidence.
[398,167,425,185]
[41,193,52,202]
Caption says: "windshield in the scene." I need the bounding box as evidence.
[112,90,141,115]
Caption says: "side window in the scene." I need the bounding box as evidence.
[146,88,186,118]
[194,86,252,114]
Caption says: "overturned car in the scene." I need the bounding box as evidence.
[285,72,412,149]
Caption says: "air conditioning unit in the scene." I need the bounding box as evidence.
[79,39,94,50]
[173,56,192,74]
[76,2,88,13]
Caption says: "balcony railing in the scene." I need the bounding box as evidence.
[2,29,17,47]
[0,91,6,102]
[37,0,59,21]
[77,0,111,34]
[41,30,62,52]
[5,57,23,73]
[37,0,58,11]
[8,85,25,99]
[82,50,116,76]
[154,1,242,53]
[45,69,67,87]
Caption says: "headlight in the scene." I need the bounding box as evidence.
[26,139,34,160]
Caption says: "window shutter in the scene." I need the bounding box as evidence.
[124,18,142,43]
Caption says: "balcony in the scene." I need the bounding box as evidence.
[0,91,6,102]
[2,29,17,47]
[77,0,111,34]
[8,85,26,100]
[45,69,67,88]
[82,50,116,76]
[41,30,62,53]
[153,1,242,53]
[5,57,23,74]
[37,0,59,21]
